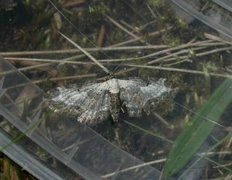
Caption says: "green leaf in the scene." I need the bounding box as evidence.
[163,78,232,177]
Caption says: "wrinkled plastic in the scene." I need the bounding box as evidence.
[170,0,232,39]
[0,57,167,179]
[0,128,64,180]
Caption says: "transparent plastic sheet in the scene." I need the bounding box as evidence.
[0,117,81,180]
[213,0,232,12]
[0,58,168,179]
[169,0,232,39]
[0,128,65,180]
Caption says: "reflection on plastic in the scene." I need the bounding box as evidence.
[170,0,232,39]
[0,57,168,179]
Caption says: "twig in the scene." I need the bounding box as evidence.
[123,64,232,79]
[96,25,106,47]
[102,158,166,178]
[33,74,96,84]
[105,15,150,45]
[204,33,232,46]
[147,46,208,65]
[138,20,157,31]
[146,3,157,18]
[5,57,63,63]
[151,46,232,65]
[153,112,173,128]
[120,20,141,34]
[59,32,110,74]
[195,46,232,57]
[144,41,225,60]
[63,0,86,8]
[0,45,169,56]
[18,63,52,72]
[110,27,172,47]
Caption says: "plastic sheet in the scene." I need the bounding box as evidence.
[213,0,232,12]
[170,0,232,39]
[0,57,168,179]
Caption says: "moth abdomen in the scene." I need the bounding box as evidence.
[109,92,121,122]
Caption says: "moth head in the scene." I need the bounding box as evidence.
[108,78,120,94]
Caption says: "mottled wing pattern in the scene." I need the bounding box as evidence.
[119,79,171,117]
[78,85,110,125]
[51,82,111,125]
[50,78,172,125]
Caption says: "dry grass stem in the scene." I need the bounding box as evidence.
[59,32,110,74]
[102,158,166,178]
[110,27,172,47]
[0,45,170,57]
[33,74,97,84]
[123,64,232,79]
[105,15,150,45]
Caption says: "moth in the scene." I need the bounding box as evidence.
[50,78,172,126]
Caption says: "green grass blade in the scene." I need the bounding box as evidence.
[163,78,232,177]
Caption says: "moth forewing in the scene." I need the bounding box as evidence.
[50,81,111,126]
[119,78,172,117]
[78,89,110,125]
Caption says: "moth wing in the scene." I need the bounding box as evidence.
[78,89,110,125]
[51,82,111,125]
[119,79,171,117]
[118,79,144,117]
[118,79,145,89]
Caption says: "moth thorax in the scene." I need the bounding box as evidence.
[108,78,120,94]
